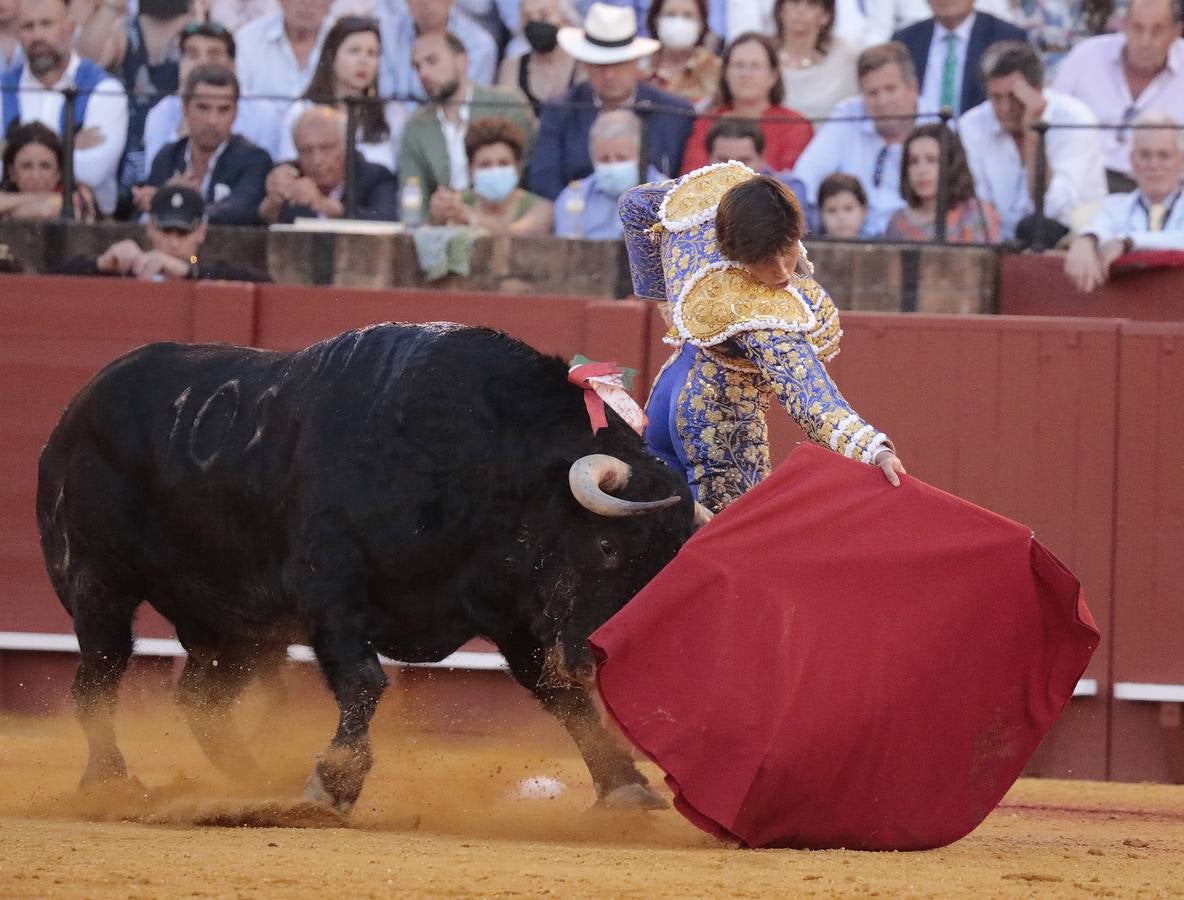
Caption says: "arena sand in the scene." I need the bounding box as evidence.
[1,677,1182,898]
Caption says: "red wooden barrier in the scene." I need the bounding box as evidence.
[999,252,1184,321]
[1109,322,1184,782]
[0,277,1169,782]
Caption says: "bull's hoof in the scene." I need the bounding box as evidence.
[302,770,356,816]
[596,782,670,811]
[80,755,129,787]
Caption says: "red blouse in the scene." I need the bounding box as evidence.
[679,104,814,175]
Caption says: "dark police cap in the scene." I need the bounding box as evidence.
[149,186,206,232]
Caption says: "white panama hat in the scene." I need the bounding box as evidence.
[557,2,661,65]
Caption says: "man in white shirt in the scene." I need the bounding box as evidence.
[235,0,333,119]
[377,0,497,102]
[1052,0,1184,191]
[3,0,128,214]
[792,41,929,236]
[959,40,1107,245]
[1063,114,1184,291]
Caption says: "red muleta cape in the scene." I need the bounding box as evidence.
[590,442,1099,851]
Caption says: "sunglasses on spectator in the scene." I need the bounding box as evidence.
[181,21,232,38]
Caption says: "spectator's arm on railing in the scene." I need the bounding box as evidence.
[73,77,129,196]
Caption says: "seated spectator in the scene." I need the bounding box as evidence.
[960,40,1106,246]
[893,0,1028,117]
[260,105,397,223]
[0,122,98,221]
[279,16,408,175]
[640,0,721,112]
[774,0,859,121]
[144,22,282,169]
[817,171,870,237]
[59,184,269,280]
[793,41,929,235]
[399,31,535,204]
[885,122,1002,242]
[1063,113,1184,291]
[529,2,695,200]
[236,0,335,120]
[680,32,812,174]
[705,116,769,170]
[206,0,276,32]
[1004,0,1106,75]
[142,65,273,226]
[0,0,22,71]
[379,0,498,102]
[865,0,1017,45]
[74,0,199,211]
[1052,0,1184,193]
[553,108,662,239]
[496,0,580,115]
[427,115,553,235]
[3,0,129,215]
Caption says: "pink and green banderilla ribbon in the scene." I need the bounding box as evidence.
[567,357,648,436]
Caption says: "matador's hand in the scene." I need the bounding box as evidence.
[874,450,906,487]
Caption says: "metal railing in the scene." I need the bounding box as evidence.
[4,80,1179,249]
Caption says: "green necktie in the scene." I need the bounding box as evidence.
[940,32,959,113]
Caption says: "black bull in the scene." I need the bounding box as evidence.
[36,323,696,813]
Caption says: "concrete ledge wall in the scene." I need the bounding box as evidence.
[3,277,1182,781]
[0,221,1002,311]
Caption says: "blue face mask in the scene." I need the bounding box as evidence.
[594,160,640,198]
[472,165,519,203]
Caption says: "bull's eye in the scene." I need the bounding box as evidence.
[599,538,617,562]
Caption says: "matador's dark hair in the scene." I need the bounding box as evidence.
[716,175,803,264]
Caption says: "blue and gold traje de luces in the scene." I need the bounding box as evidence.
[625,162,891,512]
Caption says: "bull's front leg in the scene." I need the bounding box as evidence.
[286,540,388,816]
[500,636,667,809]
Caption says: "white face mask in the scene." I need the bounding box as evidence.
[656,15,701,51]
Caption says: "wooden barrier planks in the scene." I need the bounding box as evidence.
[1109,322,1184,782]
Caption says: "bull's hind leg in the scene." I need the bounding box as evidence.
[175,641,273,785]
[69,582,137,786]
[499,634,667,809]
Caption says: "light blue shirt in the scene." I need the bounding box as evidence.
[554,164,663,240]
[792,95,936,236]
[1081,187,1184,250]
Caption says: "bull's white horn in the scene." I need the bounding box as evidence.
[693,502,714,528]
[568,454,681,517]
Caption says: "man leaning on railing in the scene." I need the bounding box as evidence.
[1063,113,1184,292]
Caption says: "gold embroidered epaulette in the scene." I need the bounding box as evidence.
[666,263,815,347]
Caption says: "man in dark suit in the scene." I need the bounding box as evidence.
[258,106,398,224]
[528,2,694,201]
[893,0,1028,116]
[139,64,273,226]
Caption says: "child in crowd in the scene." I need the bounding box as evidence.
[817,172,869,238]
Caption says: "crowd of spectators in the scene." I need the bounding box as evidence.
[0,0,1179,291]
